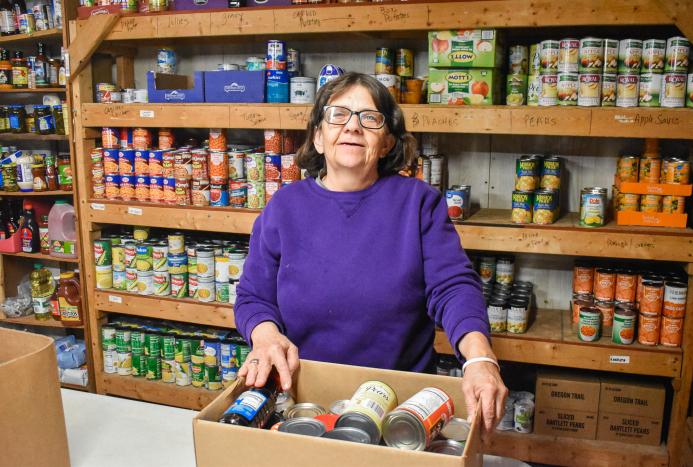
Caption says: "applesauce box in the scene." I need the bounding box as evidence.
[429,29,504,68]
[428,68,500,105]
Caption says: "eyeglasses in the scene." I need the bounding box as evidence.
[323,105,386,129]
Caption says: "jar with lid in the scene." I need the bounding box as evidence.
[0,106,7,132]
[31,163,47,191]
[8,105,26,133]
[34,105,54,134]
[2,163,18,191]
[25,107,35,133]
[57,153,72,191]
[48,58,59,86]
[16,151,34,191]
[0,48,12,89]
[44,153,58,190]
[52,105,64,134]
[1,105,9,130]
[11,51,28,88]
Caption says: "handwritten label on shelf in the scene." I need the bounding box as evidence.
[408,111,460,130]
[127,207,143,216]
[609,355,630,364]
[121,17,140,33]
[614,112,680,127]
[108,295,122,304]
[377,6,410,23]
[103,105,128,119]
[139,110,155,118]
[523,114,558,128]
[91,203,105,211]
[291,9,321,28]
[605,238,656,251]
[520,231,549,248]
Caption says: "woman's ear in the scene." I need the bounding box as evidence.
[380,133,396,158]
[313,126,324,154]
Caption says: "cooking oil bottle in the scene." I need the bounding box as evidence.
[30,263,54,320]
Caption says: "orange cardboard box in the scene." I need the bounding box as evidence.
[193,359,482,467]
[615,211,688,228]
[615,177,693,196]
[0,328,70,467]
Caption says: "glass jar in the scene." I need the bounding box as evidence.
[52,105,64,135]
[48,58,60,87]
[0,106,7,133]
[11,51,28,89]
[45,153,58,190]
[8,105,26,133]
[57,153,72,191]
[34,105,54,134]
[25,110,35,133]
[31,163,47,191]
[2,163,19,191]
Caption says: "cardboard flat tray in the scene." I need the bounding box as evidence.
[616,211,688,228]
[615,177,692,196]
[194,359,482,467]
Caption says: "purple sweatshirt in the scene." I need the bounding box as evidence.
[235,174,489,372]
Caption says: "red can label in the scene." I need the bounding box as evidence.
[102,127,119,149]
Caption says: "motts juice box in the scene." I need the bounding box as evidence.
[428,29,504,68]
[427,68,500,105]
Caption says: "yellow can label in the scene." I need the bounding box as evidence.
[344,381,398,431]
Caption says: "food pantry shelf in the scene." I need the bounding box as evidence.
[484,430,668,467]
[1,251,80,263]
[0,190,73,196]
[101,372,218,410]
[0,28,62,44]
[434,308,682,378]
[80,103,693,139]
[0,314,84,329]
[0,133,69,141]
[61,382,89,391]
[94,290,235,329]
[0,88,66,93]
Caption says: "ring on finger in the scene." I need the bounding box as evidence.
[248,358,260,365]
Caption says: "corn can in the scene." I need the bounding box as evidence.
[335,381,398,444]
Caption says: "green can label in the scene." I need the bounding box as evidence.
[145,333,161,357]
[612,313,635,345]
[146,356,162,380]
[136,244,153,272]
[131,353,146,377]
[162,335,176,360]
[94,240,112,266]
[102,326,116,351]
[115,329,131,353]
[131,331,145,355]
[175,338,192,363]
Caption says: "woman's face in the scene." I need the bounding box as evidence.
[313,85,394,179]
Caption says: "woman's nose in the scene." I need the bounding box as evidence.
[343,113,363,132]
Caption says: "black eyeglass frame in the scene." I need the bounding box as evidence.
[322,105,387,130]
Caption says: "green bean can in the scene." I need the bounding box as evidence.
[94,240,112,266]
[146,356,162,380]
[175,337,192,363]
[238,345,250,366]
[191,344,206,388]
[215,281,229,303]
[162,335,176,360]
[115,328,131,353]
[102,326,116,350]
[145,333,161,357]
[131,331,145,355]
[131,353,146,377]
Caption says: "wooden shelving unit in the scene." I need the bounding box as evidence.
[1,251,80,263]
[0,133,69,141]
[61,382,90,391]
[0,88,66,93]
[0,314,84,329]
[0,28,63,44]
[0,190,73,196]
[70,2,693,466]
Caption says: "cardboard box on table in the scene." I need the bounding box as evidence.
[0,328,70,467]
[193,359,482,467]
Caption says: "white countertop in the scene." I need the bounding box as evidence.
[61,389,198,467]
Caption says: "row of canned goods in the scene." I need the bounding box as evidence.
[102,324,251,390]
[511,154,562,225]
[485,282,534,334]
[506,36,692,107]
[613,190,687,215]
[220,378,470,454]
[498,391,535,434]
[95,83,148,104]
[615,153,690,185]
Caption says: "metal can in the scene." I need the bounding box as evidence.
[162,150,176,178]
[395,48,414,77]
[93,239,112,266]
[174,150,193,180]
[157,48,177,74]
[125,268,138,292]
[641,194,662,212]
[478,256,496,284]
[194,277,215,302]
[266,69,289,103]
[580,187,607,227]
[688,74,693,108]
[661,73,686,107]
[135,243,153,272]
[210,183,229,207]
[278,418,326,437]
[612,307,636,345]
[228,151,246,181]
[511,190,533,224]
[168,232,185,255]
[642,39,666,73]
[133,128,152,151]
[289,77,316,104]
[594,268,616,301]
[616,191,640,211]
[102,127,119,149]
[148,150,164,177]
[229,180,247,208]
[616,74,639,107]
[103,149,119,175]
[538,74,558,106]
[445,185,471,221]
[639,157,662,183]
[638,313,661,345]
[558,39,579,73]
[578,306,601,342]
[532,189,558,225]
[287,48,300,75]
[603,39,619,74]
[174,179,191,206]
[639,73,662,107]
[515,155,541,191]
[539,40,559,74]
[191,179,210,207]
[191,150,208,180]
[660,316,683,347]
[135,175,149,202]
[375,48,394,74]
[117,175,133,201]
[540,156,561,190]
[509,45,529,75]
[526,74,542,106]
[579,37,604,73]
[665,36,690,73]
[618,39,642,73]
[335,381,398,444]
[665,158,690,184]
[513,399,534,433]
[640,281,664,315]
[507,300,529,334]
[557,73,578,105]
[153,271,171,296]
[595,300,615,328]
[267,39,287,63]
[171,273,188,298]
[247,181,266,209]
[528,43,541,74]
[137,270,154,295]
[573,262,594,295]
[601,73,617,106]
[245,152,265,182]
[506,74,527,106]
[577,73,602,106]
[662,195,686,214]
[487,299,508,332]
[382,387,454,451]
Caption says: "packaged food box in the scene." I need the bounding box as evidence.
[146,71,205,104]
[429,30,503,69]
[599,377,665,419]
[194,359,482,467]
[597,413,662,445]
[535,407,598,440]
[535,370,600,413]
[427,68,500,105]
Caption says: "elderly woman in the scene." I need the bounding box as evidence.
[235,72,507,432]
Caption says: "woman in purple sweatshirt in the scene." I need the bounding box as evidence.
[235,72,507,432]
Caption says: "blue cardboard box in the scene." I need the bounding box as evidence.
[171,0,228,11]
[248,0,292,6]
[146,71,205,103]
[204,70,266,103]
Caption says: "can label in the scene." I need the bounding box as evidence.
[385,388,453,447]
[579,38,604,73]
[616,74,639,107]
[538,74,557,106]
[663,283,687,318]
[94,240,112,266]
[507,304,529,333]
[171,273,188,298]
[557,73,578,105]
[579,310,601,342]
[341,381,398,435]
[639,73,662,106]
[661,73,686,107]
[154,271,171,296]
[612,313,635,345]
[618,39,643,73]
[577,73,601,107]
[488,303,507,332]
[580,192,605,227]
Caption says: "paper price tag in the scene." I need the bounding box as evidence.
[609,355,630,364]
[91,203,105,211]
[139,110,155,118]
[108,295,122,304]
[127,207,143,216]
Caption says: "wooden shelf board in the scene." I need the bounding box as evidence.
[0,28,63,44]
[484,430,667,467]
[1,251,80,262]
[61,382,89,391]
[94,290,235,329]
[101,372,219,410]
[83,1,672,42]
[0,190,73,196]
[0,133,68,141]
[0,87,66,93]
[0,314,84,329]
[80,103,693,139]
[435,308,682,378]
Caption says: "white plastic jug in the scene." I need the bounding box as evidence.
[48,200,78,259]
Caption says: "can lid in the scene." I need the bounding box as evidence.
[278,417,326,437]
[329,399,349,415]
[426,439,466,456]
[321,427,372,444]
[382,411,426,450]
[335,412,380,444]
[285,402,327,419]
[440,417,471,443]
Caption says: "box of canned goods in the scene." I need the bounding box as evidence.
[428,29,503,68]
[194,360,482,466]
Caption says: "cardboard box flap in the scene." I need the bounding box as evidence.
[154,73,197,90]
[195,359,482,467]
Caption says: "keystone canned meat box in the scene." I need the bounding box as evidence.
[147,71,205,104]
[193,359,482,467]
[204,71,266,103]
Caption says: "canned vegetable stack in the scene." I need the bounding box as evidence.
[511,154,561,225]
[506,44,528,105]
[93,226,248,305]
[572,261,687,347]
[374,47,422,104]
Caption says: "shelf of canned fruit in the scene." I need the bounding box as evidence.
[102,315,251,392]
[92,127,302,210]
[572,262,688,348]
[94,227,248,306]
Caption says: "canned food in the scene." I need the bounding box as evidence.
[618,39,642,73]
[152,243,168,272]
[149,150,164,176]
[335,381,398,444]
[579,37,604,73]
[595,300,615,329]
[375,48,394,74]
[137,270,154,295]
[641,194,662,212]
[639,157,662,183]
[395,48,414,77]
[509,45,529,75]
[506,74,527,106]
[174,151,193,180]
[580,187,607,227]
[638,73,662,106]
[540,40,559,73]
[102,127,119,149]
[558,39,579,73]
[532,189,558,225]
[577,73,601,106]
[511,191,533,224]
[615,271,637,303]
[603,39,619,74]
[285,403,328,419]
[191,150,208,180]
[426,439,466,456]
[662,195,686,214]
[496,257,514,284]
[573,263,594,295]
[640,280,664,315]
[662,282,686,319]
[688,74,693,108]
[527,74,542,106]
[572,294,594,324]
[290,77,316,104]
[515,155,541,191]
[616,74,639,107]
[194,277,214,302]
[594,268,616,301]
[660,316,683,347]
[487,299,507,333]
[125,269,138,292]
[612,307,636,345]
[538,74,558,106]
[514,399,534,433]
[617,192,640,212]
[665,158,690,184]
[191,179,211,207]
[507,300,529,333]
[445,185,471,221]
[601,73,617,106]
[171,273,188,298]
[247,181,265,209]
[245,153,265,182]
[665,36,689,73]
[153,271,171,296]
[557,73,578,105]
[661,73,686,107]
[579,306,601,342]
[133,128,152,151]
[93,239,112,266]
[382,387,454,451]
[209,129,226,152]
[642,39,666,73]
[277,417,326,437]
[638,313,661,345]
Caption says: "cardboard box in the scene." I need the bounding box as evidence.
[599,378,665,419]
[428,30,503,68]
[535,407,598,439]
[194,359,482,467]
[597,413,662,445]
[204,70,266,103]
[616,210,688,228]
[0,328,70,467]
[76,4,122,18]
[248,0,292,6]
[535,370,601,413]
[147,71,205,104]
[427,68,500,105]
[171,0,228,11]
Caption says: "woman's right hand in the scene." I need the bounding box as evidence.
[238,321,300,391]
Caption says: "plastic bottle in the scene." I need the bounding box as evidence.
[57,271,81,326]
[48,199,77,259]
[16,151,33,191]
[219,372,280,427]
[20,201,39,253]
[30,263,53,320]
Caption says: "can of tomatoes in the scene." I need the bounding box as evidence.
[659,316,683,347]
[638,313,661,345]
[573,262,594,295]
[593,268,616,301]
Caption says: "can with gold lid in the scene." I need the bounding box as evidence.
[335,380,398,444]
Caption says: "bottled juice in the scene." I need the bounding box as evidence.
[48,200,77,259]
[57,271,82,326]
